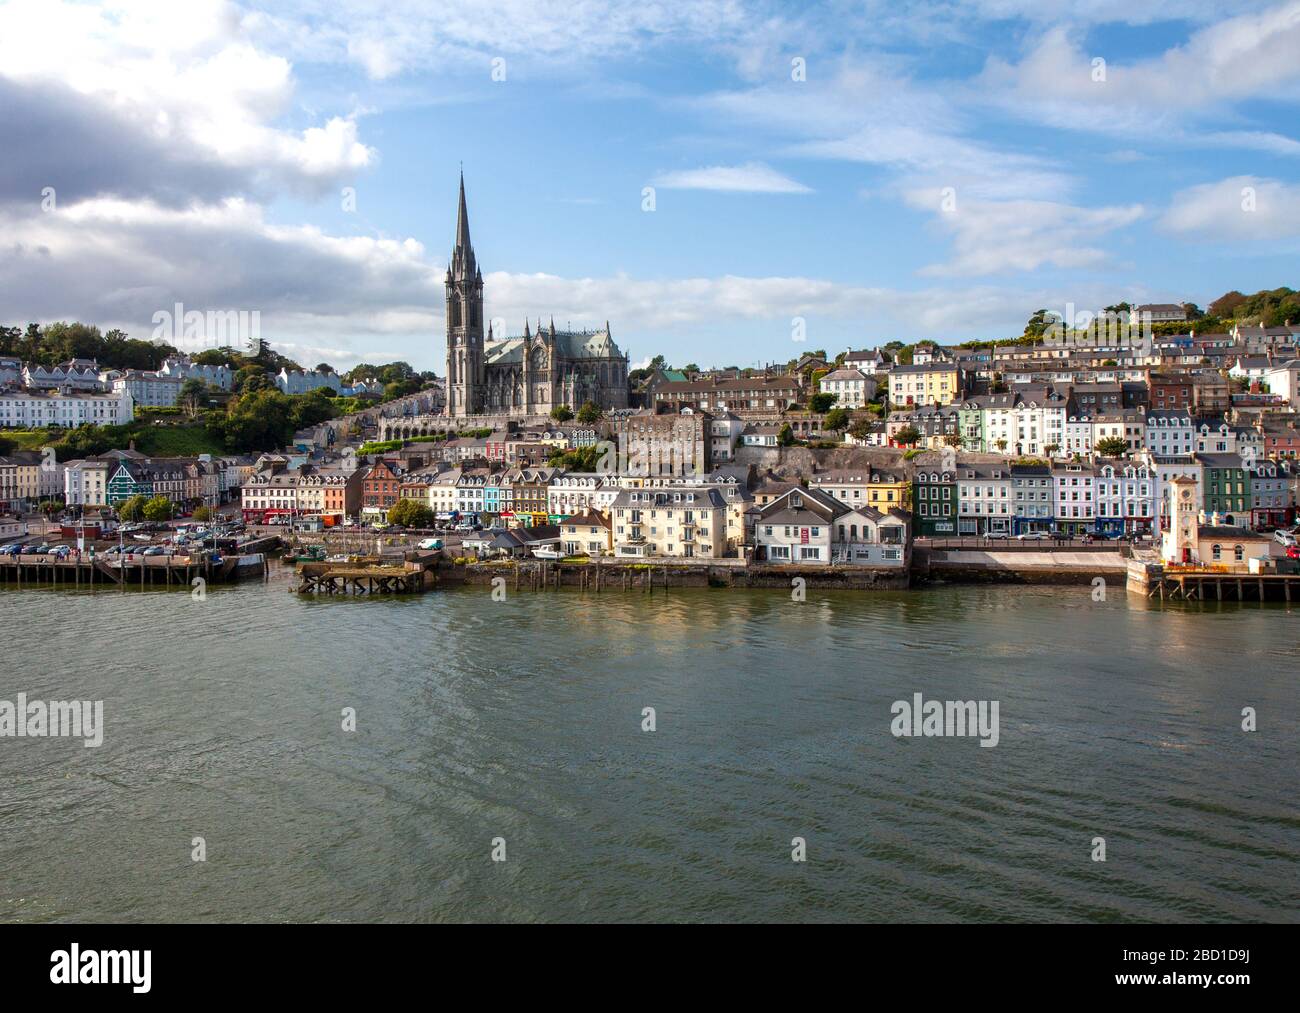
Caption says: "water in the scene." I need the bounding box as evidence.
[1,575,1296,923]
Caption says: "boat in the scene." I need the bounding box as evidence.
[531,547,563,560]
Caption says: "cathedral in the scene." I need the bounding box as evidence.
[444,174,630,418]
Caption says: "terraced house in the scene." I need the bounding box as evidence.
[888,363,961,407]
[913,467,956,536]
[1198,453,1250,526]
[1011,463,1054,535]
[1052,461,1095,536]
[360,459,401,523]
[1248,459,1294,529]
[1094,461,1154,536]
[956,463,1012,536]
[1145,408,1195,458]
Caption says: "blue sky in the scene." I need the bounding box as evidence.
[2,0,1299,373]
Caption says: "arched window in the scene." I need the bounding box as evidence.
[1212,544,1221,561]
[1234,545,1244,561]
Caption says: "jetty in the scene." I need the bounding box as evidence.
[1126,558,1300,602]
[295,556,437,595]
[0,551,267,588]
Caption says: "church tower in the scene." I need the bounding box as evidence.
[445,171,484,417]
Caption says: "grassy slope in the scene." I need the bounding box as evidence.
[131,425,226,457]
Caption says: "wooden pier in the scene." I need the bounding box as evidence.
[1127,559,1300,602]
[0,552,266,589]
[295,559,433,595]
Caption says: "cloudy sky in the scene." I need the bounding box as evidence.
[3,0,1299,372]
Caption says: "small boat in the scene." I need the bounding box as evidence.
[531,547,563,560]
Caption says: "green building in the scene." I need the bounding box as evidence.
[1198,453,1250,524]
[913,466,957,536]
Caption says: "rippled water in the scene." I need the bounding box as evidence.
[1,574,1296,923]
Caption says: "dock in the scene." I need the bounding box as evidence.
[295,557,435,595]
[0,552,267,588]
[1126,558,1300,601]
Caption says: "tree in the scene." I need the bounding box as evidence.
[809,392,837,413]
[777,423,795,447]
[847,419,873,442]
[387,499,434,528]
[179,378,208,417]
[142,495,174,522]
[823,407,850,433]
[117,495,147,521]
[192,506,212,522]
[1096,436,1130,458]
[550,404,574,422]
[234,365,272,394]
[995,439,1008,453]
[942,433,963,449]
[1044,443,1060,458]
[576,401,603,425]
[894,425,922,447]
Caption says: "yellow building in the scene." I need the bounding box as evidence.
[889,364,960,407]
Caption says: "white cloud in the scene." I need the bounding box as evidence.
[651,163,811,193]
[904,190,1146,276]
[696,63,1075,202]
[245,0,761,80]
[1161,175,1300,241]
[978,3,1300,131]
[0,0,373,202]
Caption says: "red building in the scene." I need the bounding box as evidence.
[362,459,401,519]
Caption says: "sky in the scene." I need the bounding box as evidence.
[2,0,1299,374]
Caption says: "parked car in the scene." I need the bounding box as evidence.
[142,545,166,556]
[417,538,444,550]
[51,546,71,559]
[1274,529,1297,547]
[1287,545,1300,561]
[984,532,1010,540]
[1016,532,1050,540]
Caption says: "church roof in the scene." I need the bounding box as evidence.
[484,329,622,365]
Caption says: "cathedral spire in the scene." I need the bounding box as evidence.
[455,170,472,254]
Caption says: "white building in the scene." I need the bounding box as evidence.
[23,359,104,391]
[159,357,234,392]
[1263,360,1300,408]
[1052,461,1095,534]
[1094,460,1154,534]
[709,412,746,462]
[63,459,111,507]
[1145,409,1195,458]
[276,368,344,395]
[113,370,184,407]
[956,463,1013,535]
[754,486,908,566]
[0,387,134,428]
[819,367,876,408]
[610,487,728,558]
[548,473,619,516]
